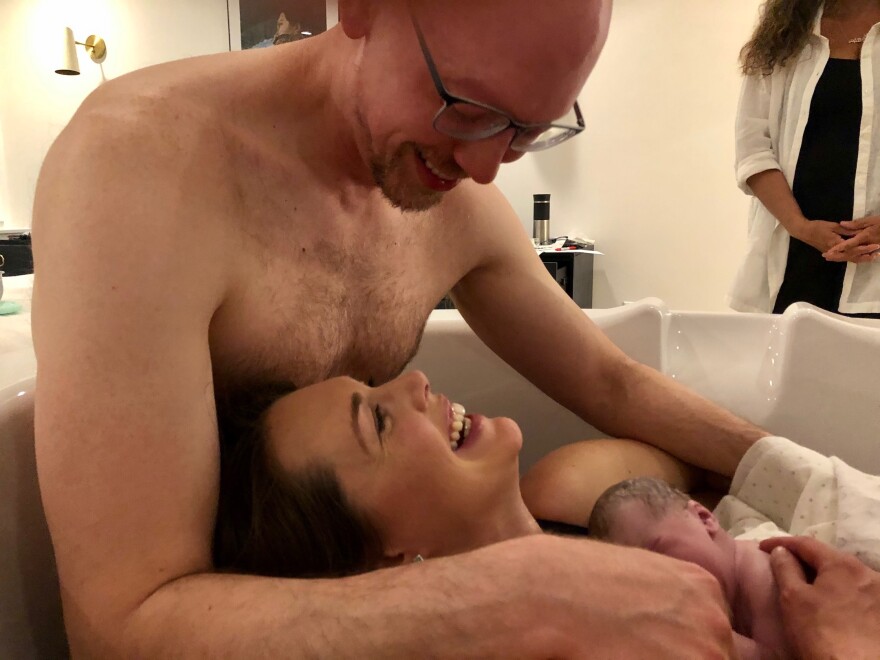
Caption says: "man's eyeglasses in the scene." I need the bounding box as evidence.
[412,18,585,153]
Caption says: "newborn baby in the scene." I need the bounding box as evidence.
[589,477,793,660]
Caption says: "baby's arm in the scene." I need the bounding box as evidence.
[521,439,702,526]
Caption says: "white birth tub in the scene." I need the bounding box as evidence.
[2,293,879,658]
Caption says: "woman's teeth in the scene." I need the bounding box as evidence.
[450,402,471,451]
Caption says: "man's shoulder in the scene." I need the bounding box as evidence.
[436,180,520,231]
[34,58,244,259]
[68,88,223,163]
[437,180,530,251]
[430,180,534,275]
[55,54,250,173]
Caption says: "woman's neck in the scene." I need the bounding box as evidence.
[828,0,880,19]
[506,504,544,539]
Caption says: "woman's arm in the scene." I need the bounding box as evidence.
[745,170,806,236]
[747,170,852,253]
[520,439,703,526]
[735,73,781,194]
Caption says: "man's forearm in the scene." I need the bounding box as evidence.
[586,358,766,476]
[83,541,540,658]
[98,534,736,659]
[450,240,765,478]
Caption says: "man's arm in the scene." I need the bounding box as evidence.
[450,184,766,476]
[33,101,736,657]
[32,99,231,654]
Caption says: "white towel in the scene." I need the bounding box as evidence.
[833,457,880,569]
[713,436,880,570]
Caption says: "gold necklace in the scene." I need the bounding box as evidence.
[828,19,868,45]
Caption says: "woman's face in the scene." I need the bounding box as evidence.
[264,370,538,562]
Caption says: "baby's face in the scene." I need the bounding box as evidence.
[605,500,735,592]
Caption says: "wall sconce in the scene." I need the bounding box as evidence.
[55,27,107,76]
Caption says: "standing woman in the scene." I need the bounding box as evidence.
[730,0,880,316]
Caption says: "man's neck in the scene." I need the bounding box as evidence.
[731,541,791,655]
[322,28,390,196]
[263,27,379,199]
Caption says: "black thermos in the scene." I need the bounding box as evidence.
[533,194,551,245]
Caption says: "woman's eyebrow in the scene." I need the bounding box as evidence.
[349,392,371,455]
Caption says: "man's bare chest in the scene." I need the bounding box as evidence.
[210,203,464,391]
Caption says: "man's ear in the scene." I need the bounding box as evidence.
[338,0,371,39]
[687,500,721,537]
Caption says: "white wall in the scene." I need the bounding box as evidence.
[1,0,763,311]
[496,0,763,310]
[0,0,229,231]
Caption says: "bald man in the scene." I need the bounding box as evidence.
[33,1,761,656]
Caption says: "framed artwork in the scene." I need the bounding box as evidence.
[227,0,339,51]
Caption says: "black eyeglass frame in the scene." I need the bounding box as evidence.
[411,18,585,153]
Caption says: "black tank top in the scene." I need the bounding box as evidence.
[773,58,862,314]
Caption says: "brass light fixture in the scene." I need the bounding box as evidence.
[56,27,107,76]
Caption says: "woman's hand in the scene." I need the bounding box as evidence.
[821,215,880,263]
[760,536,880,660]
[790,219,855,254]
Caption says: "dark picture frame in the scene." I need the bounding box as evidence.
[227,0,338,51]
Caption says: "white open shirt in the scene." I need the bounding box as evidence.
[729,11,880,314]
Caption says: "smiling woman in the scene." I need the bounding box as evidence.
[213,371,542,578]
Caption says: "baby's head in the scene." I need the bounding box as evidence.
[589,477,737,598]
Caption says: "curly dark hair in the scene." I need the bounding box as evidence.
[740,0,839,75]
[213,382,385,579]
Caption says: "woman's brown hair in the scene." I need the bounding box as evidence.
[740,0,837,75]
[213,382,385,579]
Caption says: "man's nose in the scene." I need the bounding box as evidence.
[502,148,527,165]
[452,129,517,184]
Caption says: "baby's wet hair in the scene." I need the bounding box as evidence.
[588,477,689,540]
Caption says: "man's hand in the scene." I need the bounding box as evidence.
[790,219,855,254]
[514,535,737,658]
[760,536,880,660]
[821,216,880,263]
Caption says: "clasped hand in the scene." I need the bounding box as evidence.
[818,215,880,263]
